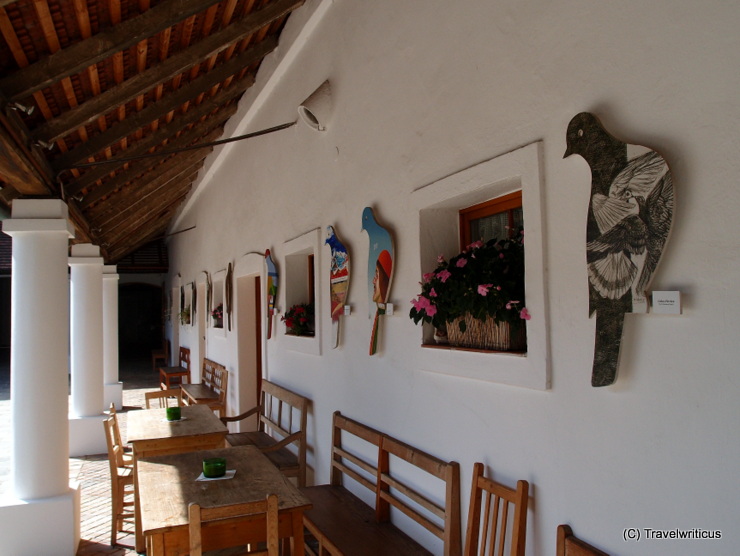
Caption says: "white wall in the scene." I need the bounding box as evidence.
[167,1,740,553]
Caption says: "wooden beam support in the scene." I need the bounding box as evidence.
[51,36,276,171]
[63,75,248,197]
[0,0,224,101]
[32,0,298,145]
[100,176,196,246]
[80,124,222,208]
[0,120,50,195]
[92,161,204,232]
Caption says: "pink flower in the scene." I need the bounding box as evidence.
[411,296,429,312]
[466,240,484,250]
[422,272,434,283]
[425,304,438,317]
[456,257,468,268]
[429,288,438,298]
[437,254,446,263]
[437,269,452,283]
[499,253,505,259]
[519,307,531,320]
[506,300,520,310]
[477,284,494,296]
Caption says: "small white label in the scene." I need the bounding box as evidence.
[651,291,681,315]
[343,305,351,316]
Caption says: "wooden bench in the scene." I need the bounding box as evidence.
[220,379,308,487]
[301,411,461,556]
[181,358,228,417]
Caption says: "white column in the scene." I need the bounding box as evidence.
[68,244,105,417]
[0,199,81,556]
[103,265,122,410]
[2,200,74,499]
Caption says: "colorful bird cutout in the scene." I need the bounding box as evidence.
[361,207,395,356]
[264,250,278,339]
[326,226,351,349]
[565,112,674,386]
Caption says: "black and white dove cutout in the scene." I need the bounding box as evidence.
[564,112,675,387]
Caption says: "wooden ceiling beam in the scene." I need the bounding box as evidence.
[0,0,225,101]
[106,205,183,263]
[51,36,276,172]
[64,75,249,197]
[93,161,204,232]
[100,176,197,246]
[0,119,51,195]
[32,0,302,145]
[86,145,214,224]
[79,122,223,208]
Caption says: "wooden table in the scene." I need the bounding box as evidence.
[127,405,228,551]
[138,445,312,555]
[159,365,190,389]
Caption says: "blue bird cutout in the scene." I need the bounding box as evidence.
[565,112,674,386]
[361,207,395,355]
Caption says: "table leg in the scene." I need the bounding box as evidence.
[134,457,145,552]
[290,511,306,556]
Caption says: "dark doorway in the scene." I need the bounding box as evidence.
[119,283,162,359]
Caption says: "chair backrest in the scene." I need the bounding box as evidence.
[108,403,125,449]
[179,346,190,370]
[377,435,462,556]
[212,366,228,406]
[258,380,308,449]
[145,388,183,409]
[103,415,128,470]
[202,358,219,387]
[188,494,279,556]
[463,462,529,556]
[557,525,609,556]
[329,411,383,491]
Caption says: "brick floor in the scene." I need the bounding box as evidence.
[1,354,160,555]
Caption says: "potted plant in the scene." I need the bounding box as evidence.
[179,305,191,325]
[409,230,530,350]
[211,303,223,328]
[281,303,315,337]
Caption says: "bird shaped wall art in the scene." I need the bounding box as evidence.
[564,112,674,386]
[361,207,395,356]
[326,225,351,349]
[264,250,278,339]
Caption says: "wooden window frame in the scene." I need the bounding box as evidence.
[459,191,522,250]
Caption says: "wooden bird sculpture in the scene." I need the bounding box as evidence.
[361,207,394,355]
[564,112,674,386]
[264,250,278,339]
[326,225,351,348]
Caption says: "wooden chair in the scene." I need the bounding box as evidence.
[103,416,135,546]
[557,525,609,556]
[179,346,191,371]
[188,494,280,556]
[145,388,184,409]
[221,380,308,487]
[107,403,133,465]
[151,339,170,372]
[208,365,228,417]
[463,462,529,556]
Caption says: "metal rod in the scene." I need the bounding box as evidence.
[64,121,296,170]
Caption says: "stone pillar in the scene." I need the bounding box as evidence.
[68,244,107,456]
[0,199,81,555]
[103,265,122,410]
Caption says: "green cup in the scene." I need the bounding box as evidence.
[203,457,226,478]
[166,406,181,421]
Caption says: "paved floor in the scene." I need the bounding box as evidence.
[0,351,159,555]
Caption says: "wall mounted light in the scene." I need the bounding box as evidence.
[297,80,332,132]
